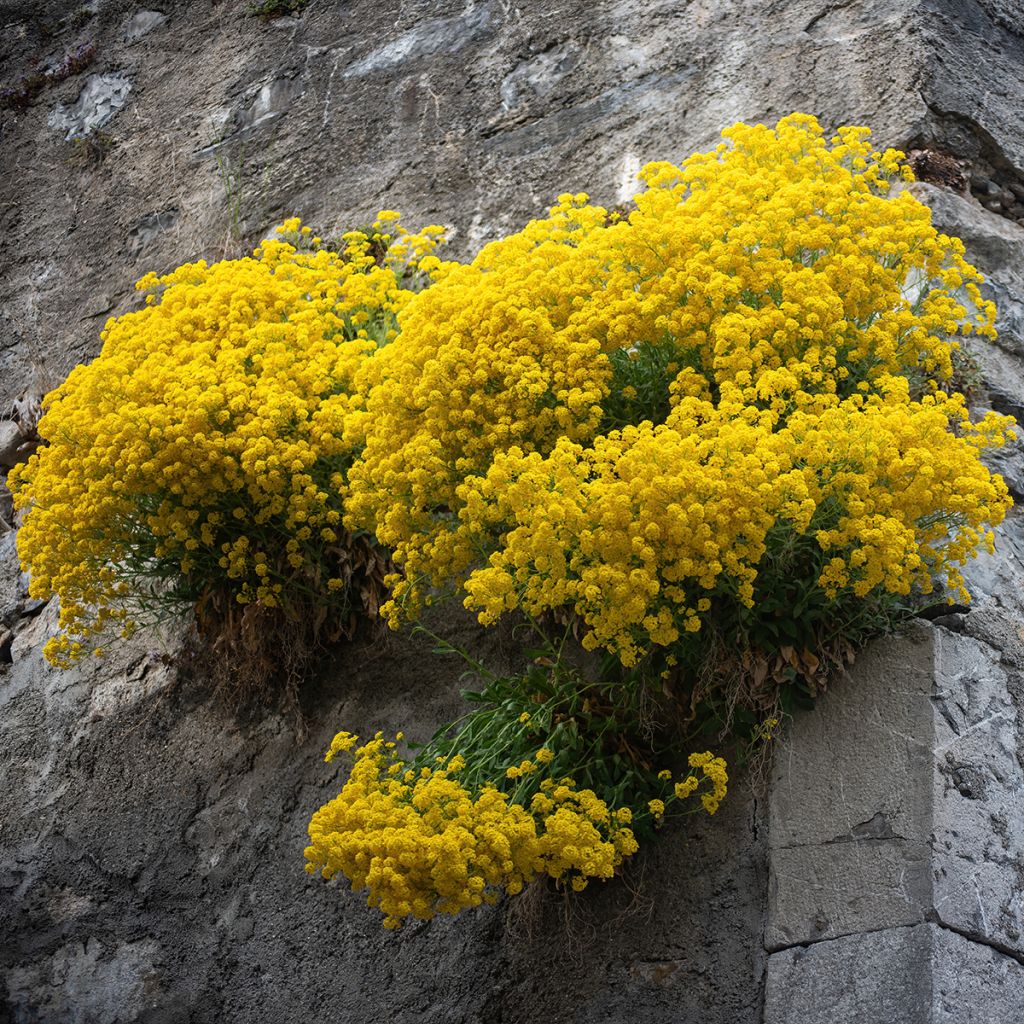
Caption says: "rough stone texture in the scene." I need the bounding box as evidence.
[2,1,1024,1021]
[765,925,934,1022]
[47,72,133,140]
[0,599,767,1023]
[764,924,1024,1023]
[767,626,935,949]
[1,0,1022,410]
[123,11,167,45]
[0,421,23,469]
[126,208,179,257]
[933,629,1024,960]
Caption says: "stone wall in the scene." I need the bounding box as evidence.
[1,1,1023,1021]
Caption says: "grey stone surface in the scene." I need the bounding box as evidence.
[0,528,37,627]
[0,610,768,1024]
[766,608,1024,1021]
[341,5,499,80]
[126,208,179,257]
[932,925,1024,1023]
[932,629,1024,959]
[0,420,22,468]
[0,478,12,531]
[917,1,1024,178]
[768,625,936,949]
[6,938,161,1024]
[765,924,1024,1024]
[47,72,133,140]
[765,925,933,1023]
[192,73,307,158]
[770,626,936,851]
[960,507,1024,623]
[770,840,931,944]
[123,10,167,44]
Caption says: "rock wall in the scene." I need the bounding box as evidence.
[1,2,1023,1022]
[0,604,769,1024]
[2,0,1023,414]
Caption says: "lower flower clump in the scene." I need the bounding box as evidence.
[305,729,727,928]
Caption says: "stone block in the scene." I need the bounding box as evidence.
[769,625,935,853]
[769,839,930,949]
[764,925,932,1024]
[931,925,1024,1023]
[765,924,1024,1024]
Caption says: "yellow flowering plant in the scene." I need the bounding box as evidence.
[306,114,1014,930]
[347,115,1012,703]
[348,114,1011,641]
[10,214,449,698]
[460,381,1010,674]
[305,707,727,929]
[5,109,1013,926]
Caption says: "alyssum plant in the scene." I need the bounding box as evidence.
[306,115,1013,927]
[10,214,447,701]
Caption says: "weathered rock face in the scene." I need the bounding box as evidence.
[1,2,1023,1022]
[765,614,1024,1021]
[0,601,769,1024]
[1,0,1022,413]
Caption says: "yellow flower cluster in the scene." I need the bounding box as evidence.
[685,751,729,815]
[649,751,728,818]
[461,381,1011,664]
[10,215,447,664]
[343,114,1013,656]
[346,194,613,606]
[305,732,648,928]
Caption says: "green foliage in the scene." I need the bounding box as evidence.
[410,621,735,840]
[600,341,695,431]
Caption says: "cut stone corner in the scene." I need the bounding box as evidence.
[763,607,1024,1021]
